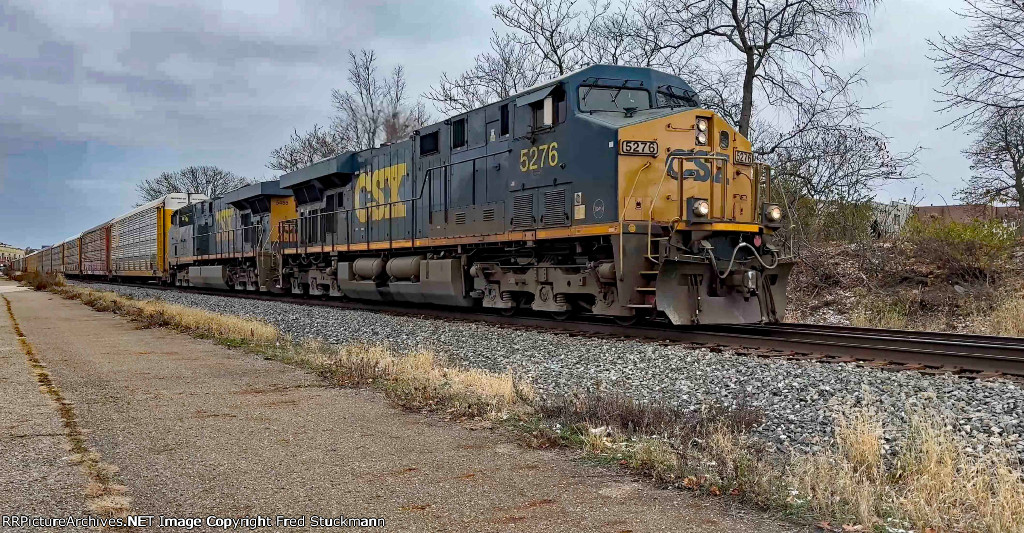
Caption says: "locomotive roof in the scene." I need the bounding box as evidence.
[221,180,291,206]
[277,64,700,190]
[512,64,697,103]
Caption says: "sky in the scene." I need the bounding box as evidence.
[0,0,971,249]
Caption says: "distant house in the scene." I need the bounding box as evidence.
[0,242,25,266]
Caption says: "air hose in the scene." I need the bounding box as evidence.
[708,242,780,279]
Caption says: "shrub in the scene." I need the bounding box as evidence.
[904,216,1017,283]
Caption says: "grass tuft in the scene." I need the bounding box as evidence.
[986,297,1024,338]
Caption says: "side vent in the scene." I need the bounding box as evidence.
[542,189,567,226]
[454,211,467,225]
[482,208,495,222]
[511,193,533,228]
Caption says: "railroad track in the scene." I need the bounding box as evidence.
[78,280,1024,379]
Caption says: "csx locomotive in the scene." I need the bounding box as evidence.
[16,64,791,325]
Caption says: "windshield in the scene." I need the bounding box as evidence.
[578,86,652,113]
[656,85,699,108]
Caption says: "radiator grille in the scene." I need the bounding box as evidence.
[482,208,495,222]
[454,211,467,224]
[511,193,533,228]
[542,189,566,226]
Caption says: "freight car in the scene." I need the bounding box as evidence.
[272,64,791,324]
[16,194,206,282]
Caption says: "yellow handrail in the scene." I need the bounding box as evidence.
[644,153,729,264]
[618,161,652,278]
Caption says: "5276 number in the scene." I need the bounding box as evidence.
[520,142,559,172]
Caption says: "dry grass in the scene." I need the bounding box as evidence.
[281,339,533,418]
[793,409,1024,532]
[53,285,279,346]
[531,392,781,504]
[850,292,914,329]
[986,297,1024,338]
[13,271,67,291]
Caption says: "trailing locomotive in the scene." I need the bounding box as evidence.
[17,64,792,325]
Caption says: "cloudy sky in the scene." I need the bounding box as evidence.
[0,0,968,248]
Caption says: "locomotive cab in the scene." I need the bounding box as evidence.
[575,71,793,324]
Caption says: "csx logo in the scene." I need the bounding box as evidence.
[355,163,407,223]
[677,151,727,184]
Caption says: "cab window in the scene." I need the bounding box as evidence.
[578,86,651,113]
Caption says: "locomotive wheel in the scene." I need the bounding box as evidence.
[614,315,639,326]
[550,310,572,321]
[499,307,516,317]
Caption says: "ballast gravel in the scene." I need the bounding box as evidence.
[76,282,1024,460]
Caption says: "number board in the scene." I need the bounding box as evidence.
[734,150,754,165]
[619,140,658,156]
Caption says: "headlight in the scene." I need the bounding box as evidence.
[696,118,708,132]
[693,199,711,218]
[696,131,708,145]
[765,204,782,222]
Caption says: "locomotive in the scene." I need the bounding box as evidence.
[16,64,792,325]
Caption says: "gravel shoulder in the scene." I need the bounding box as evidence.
[0,283,89,529]
[78,282,1024,461]
[4,284,802,532]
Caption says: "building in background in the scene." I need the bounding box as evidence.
[914,204,1023,224]
[871,201,915,238]
[0,242,25,267]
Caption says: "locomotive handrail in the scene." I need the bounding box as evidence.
[280,150,512,253]
[619,161,652,278]
[643,153,729,265]
[178,223,267,263]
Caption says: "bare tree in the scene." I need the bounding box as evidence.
[331,51,428,151]
[648,0,879,137]
[956,109,1024,208]
[269,50,429,172]
[930,0,1024,127]
[425,33,547,114]
[267,124,347,173]
[493,0,609,76]
[137,166,252,203]
[771,123,919,243]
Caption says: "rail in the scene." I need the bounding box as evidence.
[66,277,1024,378]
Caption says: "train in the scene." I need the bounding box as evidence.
[14,64,792,325]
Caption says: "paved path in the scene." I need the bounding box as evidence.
[0,284,89,531]
[0,280,803,532]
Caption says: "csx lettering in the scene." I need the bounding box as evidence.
[355,163,407,222]
[519,142,559,172]
[691,151,726,184]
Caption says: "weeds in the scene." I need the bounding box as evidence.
[904,216,1017,285]
[13,271,66,290]
[987,297,1024,338]
[792,409,1024,532]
